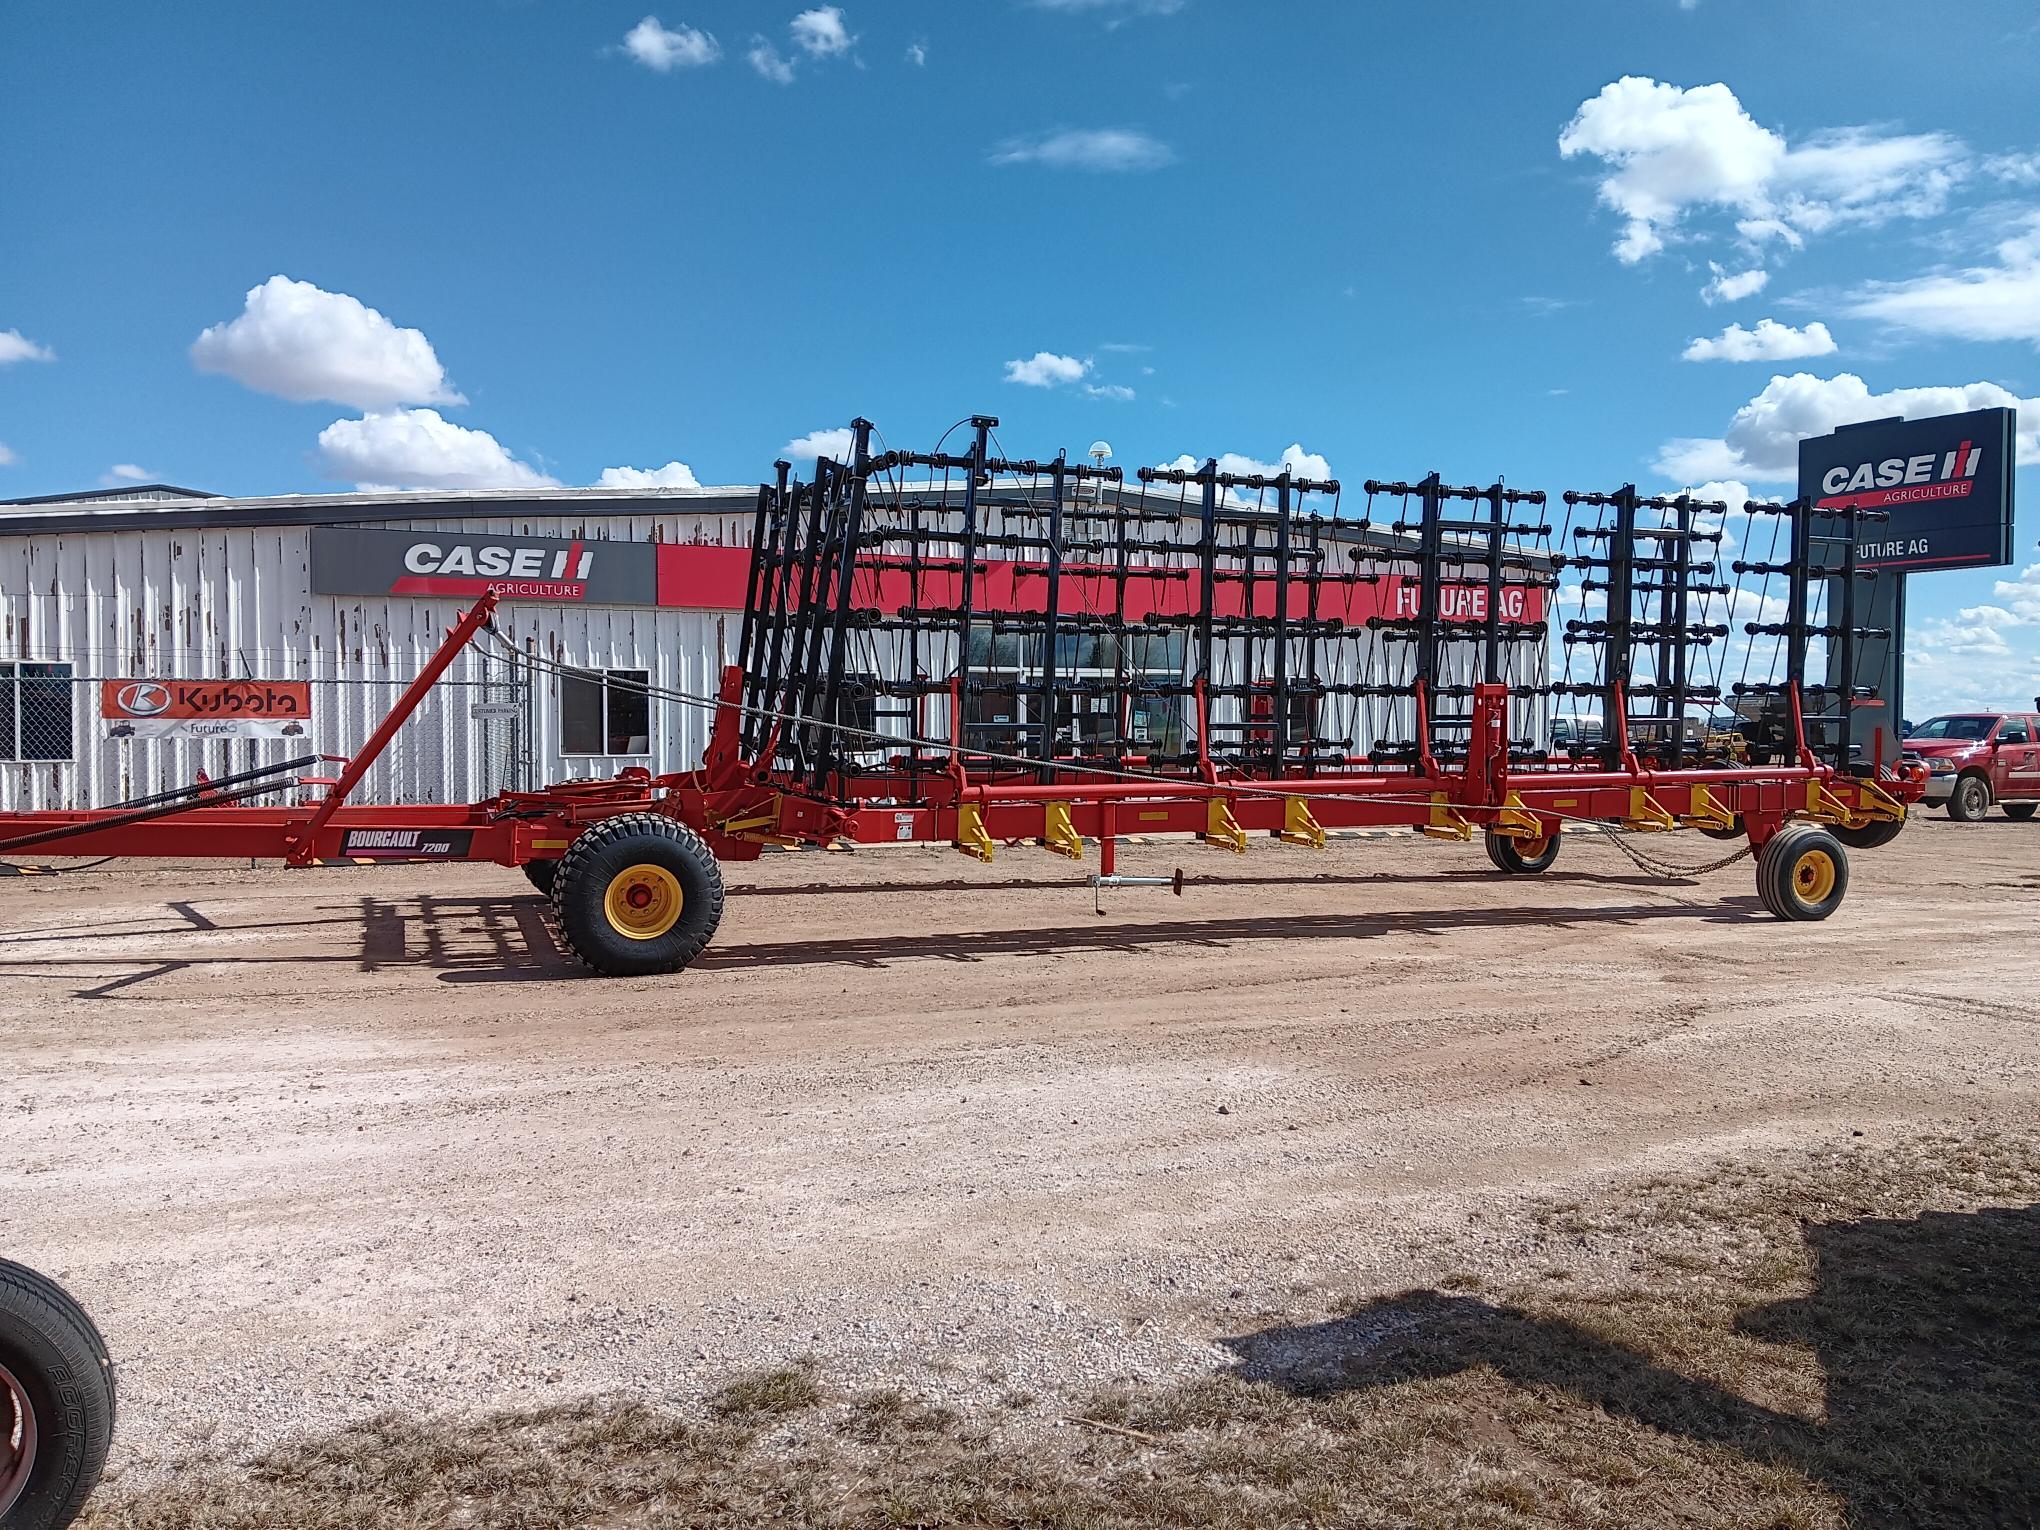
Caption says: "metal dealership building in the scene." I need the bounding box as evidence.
[0,477,1553,813]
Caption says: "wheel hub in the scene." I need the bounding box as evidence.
[1792,847,1837,903]
[603,863,684,941]
[0,1359,37,1520]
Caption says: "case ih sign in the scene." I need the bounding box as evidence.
[1798,406,2016,572]
[311,527,660,604]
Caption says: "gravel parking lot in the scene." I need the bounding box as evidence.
[3,814,2036,1493]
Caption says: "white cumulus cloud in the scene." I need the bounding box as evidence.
[0,329,55,365]
[1164,445,1334,486]
[1004,351,1090,387]
[103,463,150,484]
[622,16,719,71]
[1559,77,1965,264]
[316,409,555,491]
[1702,263,1769,304]
[988,128,1174,172]
[191,276,462,410]
[789,6,852,57]
[747,39,795,83]
[783,427,857,463]
[1084,383,1136,402]
[1653,371,2040,483]
[1682,318,1836,362]
[596,461,701,489]
[0,443,15,467]
[904,40,926,66]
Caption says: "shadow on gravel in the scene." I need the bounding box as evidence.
[686,896,1766,972]
[74,1132,2040,1529]
[1219,1204,2040,1529]
[4,886,1765,993]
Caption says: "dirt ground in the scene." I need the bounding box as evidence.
[2,814,2037,1497]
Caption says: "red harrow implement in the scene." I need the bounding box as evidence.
[0,416,1924,976]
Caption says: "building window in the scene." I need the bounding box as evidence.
[0,662,76,763]
[561,667,651,756]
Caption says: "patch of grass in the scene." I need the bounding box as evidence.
[708,1364,825,1420]
[82,1129,2040,1529]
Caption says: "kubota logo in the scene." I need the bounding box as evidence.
[113,681,172,716]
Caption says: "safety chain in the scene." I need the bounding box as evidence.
[1576,824,1755,879]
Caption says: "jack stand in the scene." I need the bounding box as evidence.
[1091,867,1186,915]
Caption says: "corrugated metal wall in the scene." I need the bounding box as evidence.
[0,510,751,811]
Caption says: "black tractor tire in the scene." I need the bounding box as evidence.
[1698,815,1745,842]
[2003,802,2037,822]
[1833,815,1907,850]
[1944,774,1992,822]
[549,813,725,977]
[1756,824,1849,922]
[0,1261,115,1530]
[1484,828,1562,874]
[523,860,557,897]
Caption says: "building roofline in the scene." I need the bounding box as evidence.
[0,482,218,507]
[0,484,768,537]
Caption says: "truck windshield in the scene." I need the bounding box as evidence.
[1910,715,1996,740]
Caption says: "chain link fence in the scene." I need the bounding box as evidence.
[0,651,533,813]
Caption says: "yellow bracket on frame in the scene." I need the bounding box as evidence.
[1420,793,1475,841]
[1280,796,1326,849]
[955,802,994,863]
[1679,783,1738,833]
[1041,800,1084,861]
[1846,777,1908,824]
[1624,788,1678,833]
[1203,798,1248,854]
[1490,792,1544,840]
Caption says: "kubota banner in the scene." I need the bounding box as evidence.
[100,679,313,740]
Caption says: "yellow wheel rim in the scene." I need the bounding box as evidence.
[1791,847,1837,905]
[603,863,684,940]
[1519,835,1551,859]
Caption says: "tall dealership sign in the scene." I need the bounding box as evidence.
[1798,406,2016,571]
[1797,406,2018,765]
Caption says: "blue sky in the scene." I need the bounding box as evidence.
[3,0,2038,713]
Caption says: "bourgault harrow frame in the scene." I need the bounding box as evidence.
[0,416,1924,976]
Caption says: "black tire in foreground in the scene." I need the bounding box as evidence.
[0,1261,114,1530]
[1484,828,1562,874]
[1833,814,1907,850]
[549,812,725,977]
[1945,774,1992,822]
[2004,802,2037,822]
[1755,823,1850,921]
[523,860,557,897]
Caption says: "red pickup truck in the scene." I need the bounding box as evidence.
[1910,712,2040,821]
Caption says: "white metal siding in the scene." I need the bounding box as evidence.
[0,512,750,811]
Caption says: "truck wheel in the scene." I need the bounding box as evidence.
[1944,774,1991,822]
[0,1261,115,1530]
[1756,824,1849,922]
[1833,816,1906,849]
[2003,802,2037,822]
[549,813,725,977]
[523,861,557,897]
[1484,829,1561,874]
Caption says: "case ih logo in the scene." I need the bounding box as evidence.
[393,539,595,599]
[1815,441,1983,512]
